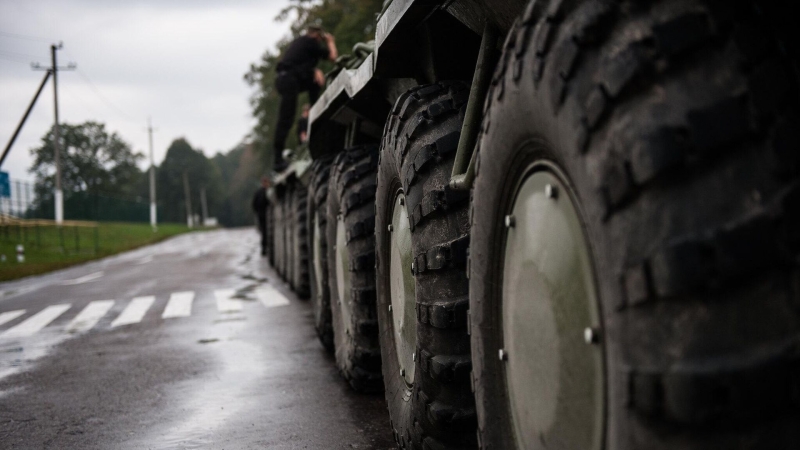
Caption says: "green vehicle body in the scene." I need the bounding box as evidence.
[268,1,800,448]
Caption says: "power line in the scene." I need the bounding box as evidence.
[0,53,30,65]
[74,68,136,121]
[0,31,52,43]
[62,50,136,122]
[0,49,44,60]
[59,81,107,120]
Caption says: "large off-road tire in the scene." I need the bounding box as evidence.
[266,199,275,265]
[286,184,296,287]
[471,1,800,449]
[291,181,310,299]
[273,188,288,280]
[326,144,383,392]
[308,157,335,351]
[375,82,475,449]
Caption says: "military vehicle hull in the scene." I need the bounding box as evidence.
[268,1,800,448]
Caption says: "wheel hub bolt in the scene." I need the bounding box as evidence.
[400,368,406,377]
[498,349,508,361]
[504,215,515,228]
[412,352,416,362]
[584,327,600,344]
[388,224,393,232]
[389,304,392,312]
[545,184,558,199]
[399,197,405,206]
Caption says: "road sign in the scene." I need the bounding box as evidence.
[0,171,10,198]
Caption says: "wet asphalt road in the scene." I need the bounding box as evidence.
[0,228,395,449]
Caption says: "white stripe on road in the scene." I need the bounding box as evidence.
[61,271,104,285]
[111,296,155,327]
[256,285,290,308]
[162,291,195,318]
[66,300,115,333]
[214,289,242,313]
[135,255,153,265]
[1,304,71,338]
[0,310,26,327]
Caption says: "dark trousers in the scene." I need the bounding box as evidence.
[257,217,267,255]
[274,73,321,165]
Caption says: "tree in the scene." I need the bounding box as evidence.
[29,121,145,219]
[213,143,263,227]
[157,138,223,224]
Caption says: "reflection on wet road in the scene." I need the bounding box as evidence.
[0,229,395,449]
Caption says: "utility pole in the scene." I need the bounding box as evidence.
[200,188,208,226]
[147,118,157,231]
[1,70,51,168]
[32,43,75,225]
[183,172,193,228]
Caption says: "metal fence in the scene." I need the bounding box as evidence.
[0,178,35,218]
[0,219,99,257]
[1,178,160,223]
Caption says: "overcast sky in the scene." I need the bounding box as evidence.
[1,0,293,183]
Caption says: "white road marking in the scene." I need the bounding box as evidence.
[256,285,290,308]
[0,310,26,327]
[162,291,195,318]
[135,255,153,265]
[61,271,104,285]
[66,300,115,333]
[111,296,155,327]
[214,289,242,313]
[0,286,38,300]
[1,304,71,338]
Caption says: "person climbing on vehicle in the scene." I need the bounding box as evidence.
[297,103,310,145]
[272,26,337,172]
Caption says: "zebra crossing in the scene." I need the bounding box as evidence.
[161,291,194,318]
[0,286,290,340]
[66,300,114,333]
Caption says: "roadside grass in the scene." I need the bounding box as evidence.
[0,222,197,282]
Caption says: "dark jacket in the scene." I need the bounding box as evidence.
[252,188,268,220]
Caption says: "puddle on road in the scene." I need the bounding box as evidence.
[231,283,262,301]
[0,328,71,396]
[131,321,269,450]
[240,273,268,283]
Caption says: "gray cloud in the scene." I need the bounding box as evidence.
[1,0,292,182]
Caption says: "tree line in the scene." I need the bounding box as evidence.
[28,121,262,227]
[26,0,384,226]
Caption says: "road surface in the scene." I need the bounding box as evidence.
[0,228,395,449]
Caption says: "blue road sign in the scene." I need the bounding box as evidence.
[0,171,10,198]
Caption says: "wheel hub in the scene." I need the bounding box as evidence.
[312,210,324,299]
[389,193,416,385]
[502,168,604,450]
[335,216,353,334]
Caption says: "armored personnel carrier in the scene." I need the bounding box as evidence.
[268,1,800,448]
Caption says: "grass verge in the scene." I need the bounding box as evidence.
[0,222,197,282]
